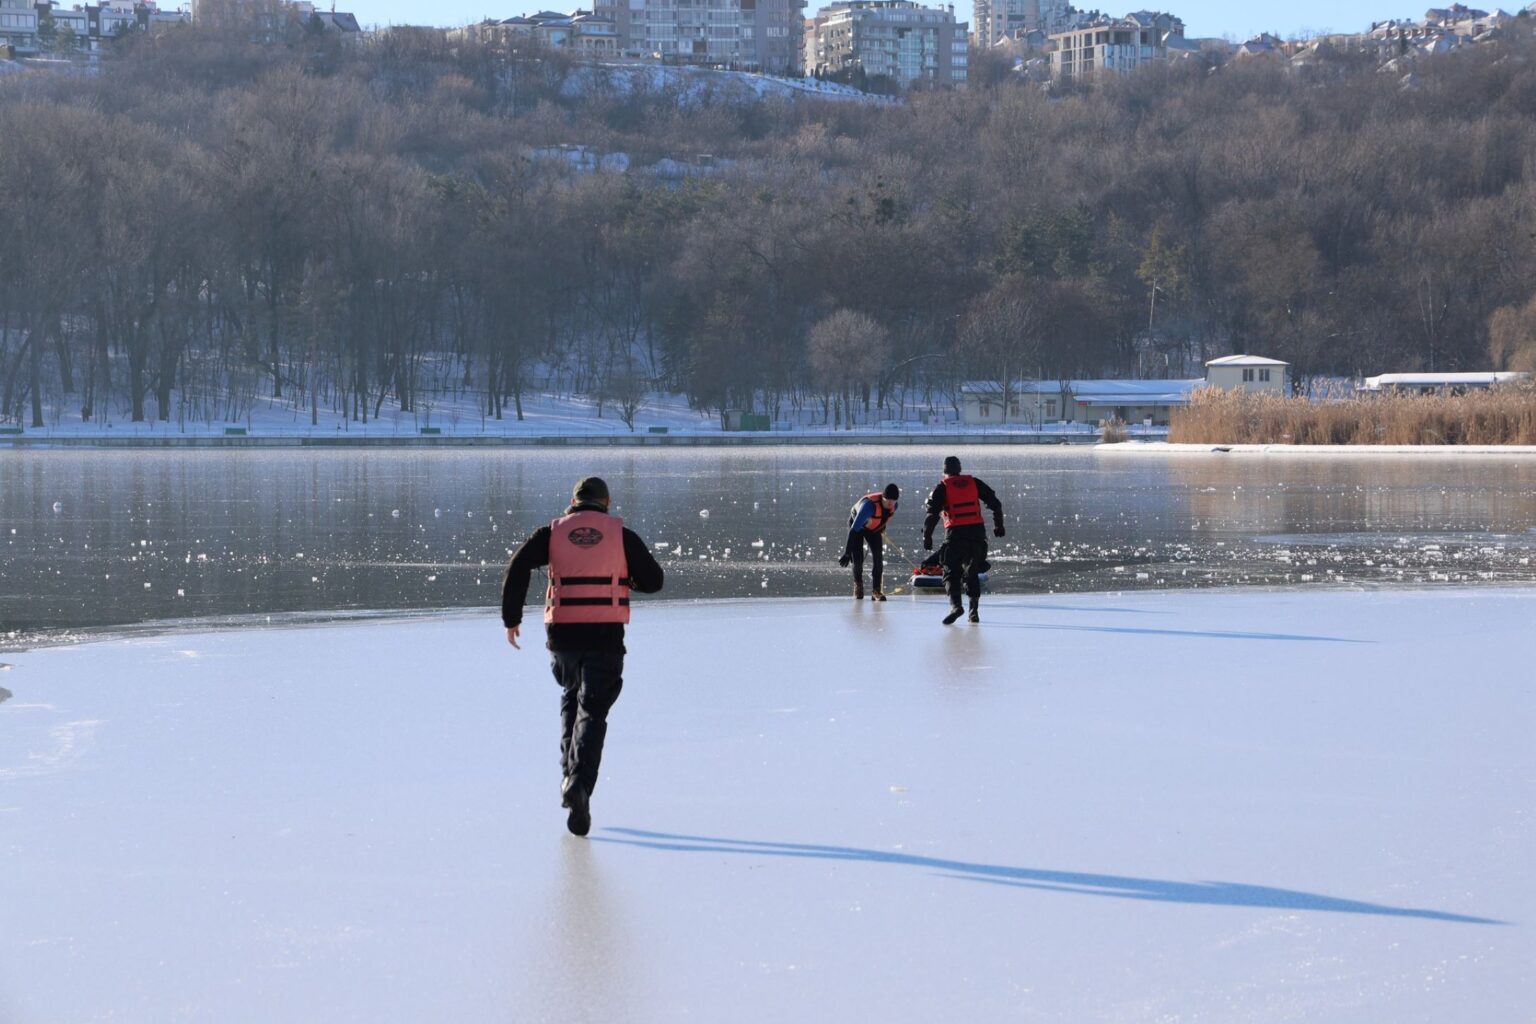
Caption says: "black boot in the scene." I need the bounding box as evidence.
[942,603,964,625]
[968,600,980,624]
[853,579,864,600]
[562,775,591,837]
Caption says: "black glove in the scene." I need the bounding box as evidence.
[837,553,851,568]
[994,525,1006,538]
[922,536,933,551]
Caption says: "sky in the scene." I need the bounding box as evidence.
[343,1,1441,39]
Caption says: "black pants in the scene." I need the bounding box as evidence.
[943,535,987,607]
[550,650,625,797]
[847,531,884,591]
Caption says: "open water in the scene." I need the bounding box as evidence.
[4,446,1536,645]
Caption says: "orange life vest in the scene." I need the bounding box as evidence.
[544,510,631,625]
[855,491,894,534]
[940,474,984,529]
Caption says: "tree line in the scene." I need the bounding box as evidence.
[4,19,1536,430]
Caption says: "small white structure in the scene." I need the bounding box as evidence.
[1205,354,1290,394]
[1358,371,1531,394]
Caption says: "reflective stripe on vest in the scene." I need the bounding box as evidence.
[855,491,893,534]
[940,475,984,529]
[545,510,631,625]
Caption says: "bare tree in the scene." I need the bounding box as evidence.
[808,309,889,430]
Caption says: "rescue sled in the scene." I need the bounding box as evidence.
[910,564,990,590]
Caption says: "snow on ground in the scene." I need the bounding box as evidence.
[8,387,1153,441]
[560,63,890,105]
[2,588,1532,1022]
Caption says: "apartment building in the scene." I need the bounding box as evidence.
[470,0,802,72]
[970,0,1068,49]
[1048,10,1184,80]
[807,0,967,86]
[585,0,804,71]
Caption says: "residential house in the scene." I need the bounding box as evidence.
[476,10,620,53]
[3,1,182,58]
[0,0,38,53]
[1232,32,1288,60]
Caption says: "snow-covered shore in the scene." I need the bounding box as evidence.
[0,388,1136,446]
[2,588,1531,1022]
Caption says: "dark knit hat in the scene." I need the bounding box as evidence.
[572,476,610,503]
[883,483,900,501]
[943,456,962,475]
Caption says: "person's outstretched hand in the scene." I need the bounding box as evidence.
[506,627,521,650]
[994,525,1006,538]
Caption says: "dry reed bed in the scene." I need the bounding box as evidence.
[1169,386,1536,445]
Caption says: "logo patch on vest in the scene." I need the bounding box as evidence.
[568,527,604,547]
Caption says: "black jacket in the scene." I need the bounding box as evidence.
[922,476,1005,547]
[501,503,665,653]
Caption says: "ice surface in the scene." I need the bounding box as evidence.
[0,589,1532,1023]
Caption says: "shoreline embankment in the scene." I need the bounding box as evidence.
[9,434,1536,453]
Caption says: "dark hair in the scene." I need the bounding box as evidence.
[883,483,900,501]
[943,456,962,475]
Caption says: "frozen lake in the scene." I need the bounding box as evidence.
[6,447,1536,646]
[1,588,1532,1022]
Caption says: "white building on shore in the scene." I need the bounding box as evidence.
[959,378,1204,427]
[1358,371,1531,394]
[1205,354,1290,395]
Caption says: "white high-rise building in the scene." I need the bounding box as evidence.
[807,0,967,86]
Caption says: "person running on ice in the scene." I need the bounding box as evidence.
[502,476,664,837]
[839,483,900,600]
[922,456,1005,625]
